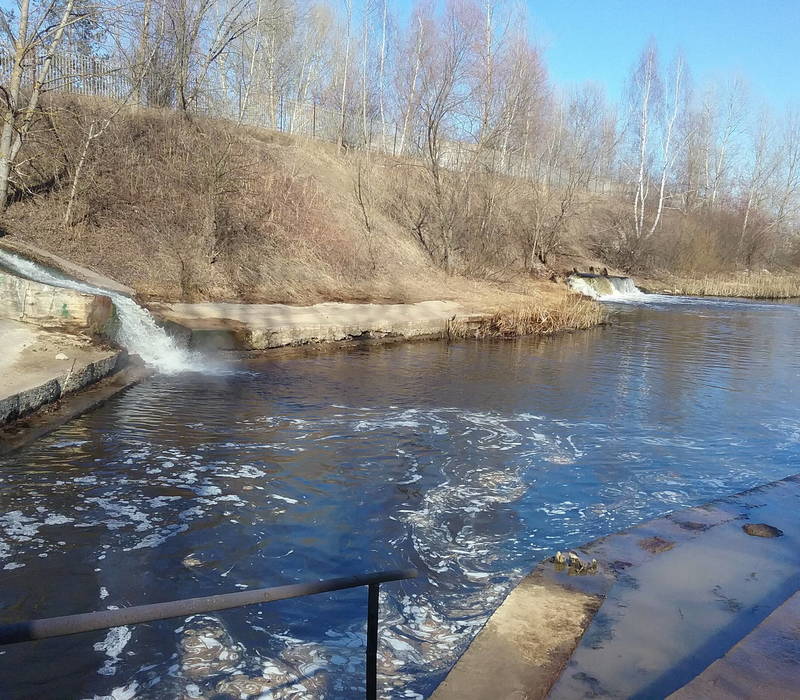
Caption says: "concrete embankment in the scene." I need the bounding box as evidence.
[433,474,800,699]
[0,318,126,426]
[0,265,114,335]
[0,251,129,431]
[149,300,475,350]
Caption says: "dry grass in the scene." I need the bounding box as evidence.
[643,272,800,299]
[449,294,606,339]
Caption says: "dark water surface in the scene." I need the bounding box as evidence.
[1,296,799,699]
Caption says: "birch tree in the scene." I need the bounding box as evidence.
[337,0,351,147]
[618,42,687,269]
[394,4,428,156]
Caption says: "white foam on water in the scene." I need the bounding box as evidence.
[0,249,195,373]
[94,626,132,676]
[84,680,139,700]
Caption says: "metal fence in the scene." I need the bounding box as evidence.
[0,50,130,99]
[0,567,418,699]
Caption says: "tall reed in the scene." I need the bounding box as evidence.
[448,296,605,339]
[662,273,800,299]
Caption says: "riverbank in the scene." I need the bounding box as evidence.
[640,271,800,299]
[0,316,131,434]
[1,238,607,441]
[149,292,604,350]
[433,473,800,699]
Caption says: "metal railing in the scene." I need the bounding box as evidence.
[0,567,418,699]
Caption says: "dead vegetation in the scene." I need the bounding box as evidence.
[2,97,438,303]
[643,272,800,299]
[448,294,606,339]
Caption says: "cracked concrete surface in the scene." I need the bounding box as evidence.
[433,475,800,700]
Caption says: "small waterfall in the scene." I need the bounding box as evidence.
[568,274,646,301]
[0,249,194,373]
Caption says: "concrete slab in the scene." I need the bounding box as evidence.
[668,591,800,699]
[549,476,800,699]
[149,300,470,350]
[430,572,608,700]
[432,475,800,700]
[0,319,125,424]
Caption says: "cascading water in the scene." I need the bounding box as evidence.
[568,274,646,301]
[0,249,194,373]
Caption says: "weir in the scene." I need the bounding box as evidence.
[0,250,193,373]
[567,273,645,300]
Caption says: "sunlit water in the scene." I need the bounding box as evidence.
[1,296,799,698]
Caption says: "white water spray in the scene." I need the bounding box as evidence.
[0,249,194,373]
[568,274,647,301]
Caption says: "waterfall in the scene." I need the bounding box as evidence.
[0,249,194,374]
[568,274,646,301]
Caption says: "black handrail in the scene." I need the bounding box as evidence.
[0,567,418,699]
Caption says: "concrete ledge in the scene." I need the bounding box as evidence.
[431,572,608,700]
[148,300,472,351]
[0,362,150,455]
[433,474,800,700]
[0,349,128,425]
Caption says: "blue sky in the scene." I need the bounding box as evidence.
[398,0,799,110]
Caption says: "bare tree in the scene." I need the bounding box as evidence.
[615,42,688,269]
[520,86,613,268]
[337,0,351,147]
[166,0,257,113]
[0,0,86,210]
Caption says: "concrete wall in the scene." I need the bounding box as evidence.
[0,351,126,425]
[0,270,113,335]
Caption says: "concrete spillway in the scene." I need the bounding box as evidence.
[568,273,645,300]
[0,249,193,374]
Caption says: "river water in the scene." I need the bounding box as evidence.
[1,295,799,699]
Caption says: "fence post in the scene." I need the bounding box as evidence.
[366,583,379,700]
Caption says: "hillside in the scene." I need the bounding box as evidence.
[0,98,603,311]
[1,97,797,311]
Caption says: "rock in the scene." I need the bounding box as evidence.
[55,352,69,360]
[182,555,203,568]
[742,523,783,538]
[179,616,242,680]
[638,536,675,554]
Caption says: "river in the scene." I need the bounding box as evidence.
[1,295,799,699]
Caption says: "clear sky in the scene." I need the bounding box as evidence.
[398,0,799,110]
